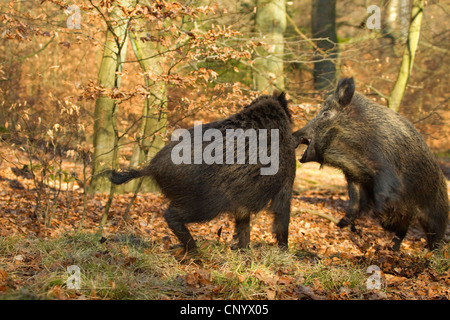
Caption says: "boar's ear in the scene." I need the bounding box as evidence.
[273,90,291,119]
[335,77,355,108]
[274,91,287,109]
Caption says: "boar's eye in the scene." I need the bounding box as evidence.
[322,111,330,117]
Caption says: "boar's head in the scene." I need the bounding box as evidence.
[294,77,355,164]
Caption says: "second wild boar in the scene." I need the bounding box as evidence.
[294,77,448,251]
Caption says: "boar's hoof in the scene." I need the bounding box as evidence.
[230,243,250,251]
[337,217,351,228]
[337,218,358,233]
[390,236,403,252]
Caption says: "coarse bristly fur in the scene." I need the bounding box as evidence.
[111,92,297,254]
[294,77,449,251]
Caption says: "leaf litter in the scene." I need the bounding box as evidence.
[0,153,449,300]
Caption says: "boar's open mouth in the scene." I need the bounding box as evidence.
[299,137,313,163]
[300,138,311,145]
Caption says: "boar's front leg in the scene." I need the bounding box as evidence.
[337,180,366,230]
[233,208,251,250]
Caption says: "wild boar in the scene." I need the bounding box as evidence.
[111,92,297,254]
[294,77,448,251]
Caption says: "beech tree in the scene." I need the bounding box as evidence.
[311,0,337,91]
[384,0,411,43]
[388,0,424,112]
[253,0,286,92]
[90,1,131,194]
[124,5,167,193]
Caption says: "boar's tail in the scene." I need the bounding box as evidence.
[110,168,146,185]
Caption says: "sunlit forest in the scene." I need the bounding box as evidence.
[0,0,448,302]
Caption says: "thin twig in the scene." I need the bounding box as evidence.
[413,98,448,124]
[295,209,339,224]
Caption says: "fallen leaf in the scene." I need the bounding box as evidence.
[185,272,198,287]
[47,285,66,300]
[0,269,7,283]
[296,285,324,300]
[265,289,276,299]
[14,254,24,265]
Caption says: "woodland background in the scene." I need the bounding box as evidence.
[0,0,448,300]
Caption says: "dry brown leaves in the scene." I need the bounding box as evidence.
[0,152,449,300]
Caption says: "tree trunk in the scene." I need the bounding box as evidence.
[89,2,130,193]
[124,18,168,193]
[311,0,337,91]
[388,0,423,112]
[384,0,410,43]
[253,0,286,92]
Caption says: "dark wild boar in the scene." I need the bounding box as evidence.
[294,77,448,251]
[111,92,297,254]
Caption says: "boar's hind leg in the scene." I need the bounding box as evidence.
[418,204,447,250]
[270,186,292,249]
[380,209,411,251]
[164,206,197,254]
[373,168,402,213]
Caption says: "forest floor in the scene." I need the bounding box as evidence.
[0,147,449,300]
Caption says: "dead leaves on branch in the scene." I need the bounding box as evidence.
[119,0,215,21]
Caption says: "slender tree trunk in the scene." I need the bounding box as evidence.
[89,2,131,193]
[388,0,423,112]
[311,0,337,91]
[384,0,410,43]
[124,18,168,193]
[253,0,286,92]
